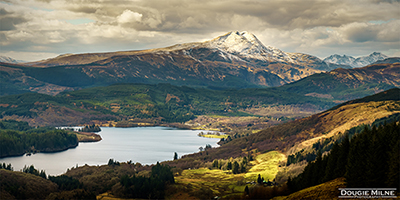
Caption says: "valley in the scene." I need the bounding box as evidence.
[0,30,399,199]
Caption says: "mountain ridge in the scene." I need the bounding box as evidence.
[1,31,397,97]
[18,31,349,87]
[323,52,388,68]
[279,62,400,101]
[0,56,25,64]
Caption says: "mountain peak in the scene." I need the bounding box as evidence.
[370,52,384,56]
[207,31,276,57]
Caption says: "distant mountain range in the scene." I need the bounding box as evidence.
[0,56,25,64]
[323,52,388,68]
[280,58,400,100]
[1,31,350,91]
[0,31,398,97]
[1,61,398,126]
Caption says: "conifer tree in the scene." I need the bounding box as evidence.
[346,131,369,187]
[232,161,239,174]
[227,161,232,170]
[386,140,399,188]
[323,142,339,182]
[257,174,263,184]
[335,133,349,177]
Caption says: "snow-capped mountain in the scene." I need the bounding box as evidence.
[166,31,328,67]
[323,52,388,68]
[353,52,388,67]
[15,31,352,90]
[0,56,25,64]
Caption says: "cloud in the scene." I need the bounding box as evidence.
[0,8,27,31]
[1,0,399,61]
[117,10,142,24]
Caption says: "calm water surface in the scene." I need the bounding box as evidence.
[0,127,220,175]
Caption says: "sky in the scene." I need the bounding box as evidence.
[1,0,399,62]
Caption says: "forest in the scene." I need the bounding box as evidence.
[0,160,175,199]
[117,162,175,199]
[0,120,78,157]
[0,83,336,125]
[287,120,400,192]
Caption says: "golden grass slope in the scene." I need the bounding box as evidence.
[174,151,285,198]
[273,177,346,200]
[287,100,400,155]
[245,151,286,182]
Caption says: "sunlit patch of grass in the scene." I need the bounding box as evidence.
[174,152,286,198]
[97,192,135,200]
[198,134,228,139]
[245,151,286,182]
[175,168,245,197]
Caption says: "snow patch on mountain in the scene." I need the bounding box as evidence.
[153,31,334,71]
[323,52,388,68]
[0,56,25,64]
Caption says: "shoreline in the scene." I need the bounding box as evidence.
[74,131,102,142]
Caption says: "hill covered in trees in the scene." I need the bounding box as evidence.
[0,120,78,158]
[284,120,399,198]
[0,83,335,126]
[164,88,399,167]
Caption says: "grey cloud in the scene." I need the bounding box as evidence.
[34,0,52,2]
[371,0,400,3]
[347,29,378,43]
[343,20,400,43]
[0,8,27,31]
[3,0,400,60]
[105,0,396,32]
[68,6,98,14]
[36,0,398,34]
[0,8,10,15]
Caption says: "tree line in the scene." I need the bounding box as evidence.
[118,162,175,199]
[0,120,78,157]
[79,124,101,132]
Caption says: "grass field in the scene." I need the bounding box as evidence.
[174,151,286,198]
[198,134,229,139]
[245,151,287,182]
[175,168,245,198]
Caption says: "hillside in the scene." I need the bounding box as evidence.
[0,83,335,127]
[1,31,351,96]
[166,88,400,166]
[0,169,58,199]
[0,62,76,96]
[279,62,400,101]
[272,177,346,200]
